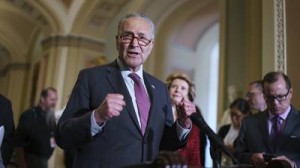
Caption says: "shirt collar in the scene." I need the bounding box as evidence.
[268,105,291,120]
[116,57,144,80]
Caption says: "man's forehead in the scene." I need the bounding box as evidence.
[263,80,288,93]
[249,85,261,91]
[48,90,57,97]
[248,88,261,96]
[120,18,151,32]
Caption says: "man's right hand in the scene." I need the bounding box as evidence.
[251,153,267,166]
[94,94,126,124]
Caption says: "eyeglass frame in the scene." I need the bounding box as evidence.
[263,88,290,102]
[117,32,153,46]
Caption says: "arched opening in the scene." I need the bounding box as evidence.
[151,1,220,166]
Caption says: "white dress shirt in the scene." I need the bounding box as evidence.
[268,105,291,134]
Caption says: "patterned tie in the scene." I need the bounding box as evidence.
[129,73,151,135]
[270,115,283,149]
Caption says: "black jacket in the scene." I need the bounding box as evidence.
[0,95,15,166]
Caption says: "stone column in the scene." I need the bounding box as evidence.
[40,35,106,109]
[40,34,105,168]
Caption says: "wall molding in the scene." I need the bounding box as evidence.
[0,63,30,77]
[41,35,106,52]
[274,0,286,73]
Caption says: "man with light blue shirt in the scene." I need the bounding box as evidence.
[56,13,196,168]
[235,71,300,168]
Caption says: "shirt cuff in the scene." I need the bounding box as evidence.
[90,110,106,136]
[176,120,191,141]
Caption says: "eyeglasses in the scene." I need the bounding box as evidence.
[264,88,290,102]
[118,33,152,46]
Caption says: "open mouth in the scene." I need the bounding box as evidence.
[127,51,139,56]
[172,94,182,98]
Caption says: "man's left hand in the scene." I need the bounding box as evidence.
[176,98,196,128]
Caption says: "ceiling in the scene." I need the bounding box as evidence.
[0,0,218,73]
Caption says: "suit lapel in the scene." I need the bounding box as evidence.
[143,73,156,135]
[105,62,141,133]
[258,111,273,151]
[276,107,300,151]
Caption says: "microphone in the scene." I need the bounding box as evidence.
[190,112,239,164]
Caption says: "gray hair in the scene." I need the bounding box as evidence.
[117,13,155,39]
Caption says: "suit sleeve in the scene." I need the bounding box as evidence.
[159,86,187,151]
[235,117,253,164]
[56,70,94,150]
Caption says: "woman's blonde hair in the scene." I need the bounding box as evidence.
[166,73,196,102]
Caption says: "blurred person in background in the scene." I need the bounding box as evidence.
[245,80,267,114]
[218,98,250,166]
[15,87,58,168]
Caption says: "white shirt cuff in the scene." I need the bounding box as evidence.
[90,110,106,136]
[176,120,191,141]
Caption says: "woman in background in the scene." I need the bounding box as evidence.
[218,98,250,165]
[166,73,206,167]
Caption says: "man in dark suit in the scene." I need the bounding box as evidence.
[0,94,15,166]
[235,72,299,167]
[56,13,196,168]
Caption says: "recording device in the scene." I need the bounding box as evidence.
[263,154,276,162]
[190,112,239,164]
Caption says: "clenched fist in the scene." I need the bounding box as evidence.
[94,94,126,124]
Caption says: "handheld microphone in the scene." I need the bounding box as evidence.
[190,112,239,164]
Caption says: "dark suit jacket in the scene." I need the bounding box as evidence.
[235,106,300,167]
[0,95,15,166]
[56,61,184,168]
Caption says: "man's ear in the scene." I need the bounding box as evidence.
[148,40,154,52]
[289,88,293,97]
[150,40,154,47]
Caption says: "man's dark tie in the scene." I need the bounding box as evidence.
[270,115,283,150]
[129,73,150,135]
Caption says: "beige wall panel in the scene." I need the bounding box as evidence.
[6,69,28,124]
[245,0,263,84]
[223,0,246,105]
[262,0,276,75]
[0,75,9,96]
[286,0,300,109]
